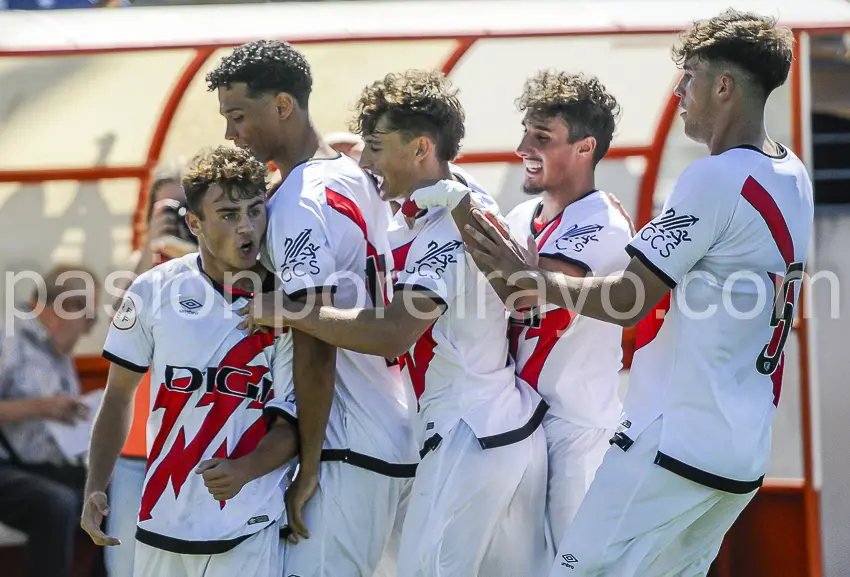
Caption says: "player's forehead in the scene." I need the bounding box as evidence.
[218,82,266,114]
[205,184,264,211]
[523,110,567,132]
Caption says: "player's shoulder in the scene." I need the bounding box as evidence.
[507,197,543,220]
[449,163,500,214]
[570,190,631,236]
[274,154,373,208]
[127,254,199,306]
[675,154,753,202]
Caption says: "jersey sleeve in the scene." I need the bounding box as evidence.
[266,190,339,300]
[263,336,297,428]
[540,212,629,276]
[102,274,154,373]
[393,211,465,308]
[627,160,735,287]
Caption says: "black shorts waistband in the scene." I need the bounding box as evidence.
[319,449,418,478]
[135,521,275,555]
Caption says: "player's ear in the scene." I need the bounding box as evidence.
[413,136,432,161]
[186,210,202,238]
[577,136,596,161]
[274,93,296,121]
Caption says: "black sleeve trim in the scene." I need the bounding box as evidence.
[392,283,447,310]
[538,253,592,276]
[625,245,677,289]
[286,285,337,302]
[102,350,148,374]
[263,406,298,430]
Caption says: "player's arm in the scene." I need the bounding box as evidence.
[81,362,145,546]
[240,291,441,361]
[270,289,336,542]
[465,160,731,326]
[451,194,587,310]
[197,414,298,502]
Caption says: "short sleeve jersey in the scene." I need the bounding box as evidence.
[260,155,418,467]
[623,145,813,491]
[505,191,631,428]
[103,255,284,553]
[391,166,546,448]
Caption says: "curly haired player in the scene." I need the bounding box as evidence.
[241,69,552,577]
[208,40,419,577]
[82,146,297,577]
[459,10,810,576]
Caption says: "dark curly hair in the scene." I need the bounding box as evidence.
[350,70,465,162]
[517,71,620,165]
[182,146,268,218]
[206,40,312,108]
[673,9,794,97]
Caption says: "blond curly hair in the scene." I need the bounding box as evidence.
[673,9,794,96]
[350,69,465,162]
[182,146,268,217]
[516,71,620,164]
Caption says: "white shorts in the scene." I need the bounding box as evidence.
[543,413,613,545]
[134,523,279,577]
[549,417,756,577]
[280,461,411,577]
[398,421,552,577]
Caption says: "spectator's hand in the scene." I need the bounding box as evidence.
[38,393,89,425]
[284,469,319,544]
[81,492,121,547]
[148,199,181,242]
[195,459,250,502]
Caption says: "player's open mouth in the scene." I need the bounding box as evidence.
[239,241,255,255]
[525,159,543,176]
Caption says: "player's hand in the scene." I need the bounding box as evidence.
[38,393,89,425]
[81,491,121,547]
[606,192,636,236]
[464,209,535,282]
[195,459,249,502]
[284,469,319,543]
[237,291,290,334]
[405,179,471,214]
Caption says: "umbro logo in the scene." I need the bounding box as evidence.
[179,298,203,315]
[561,553,578,569]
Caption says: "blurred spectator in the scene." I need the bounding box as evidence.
[0,264,105,577]
[105,161,198,577]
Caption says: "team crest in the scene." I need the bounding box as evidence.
[554,223,604,252]
[280,229,321,282]
[406,240,462,280]
[639,208,699,258]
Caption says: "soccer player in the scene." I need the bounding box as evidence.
[464,9,812,576]
[81,146,296,576]
[206,41,418,577]
[241,69,552,577]
[407,71,632,547]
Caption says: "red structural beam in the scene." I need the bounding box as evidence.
[132,46,217,249]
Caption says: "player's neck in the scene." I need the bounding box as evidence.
[708,104,772,156]
[407,162,453,198]
[271,119,337,178]
[198,252,266,295]
[539,172,596,223]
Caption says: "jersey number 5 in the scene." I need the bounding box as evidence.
[757,261,804,377]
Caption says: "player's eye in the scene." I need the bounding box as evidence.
[222,213,236,220]
[248,208,262,218]
[231,115,244,123]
